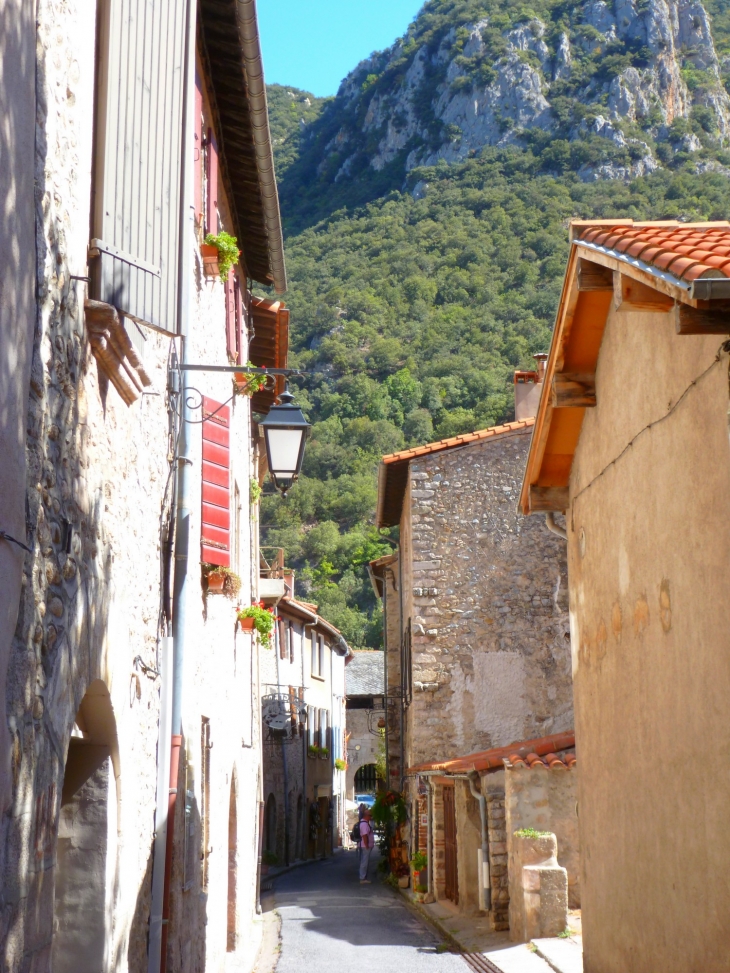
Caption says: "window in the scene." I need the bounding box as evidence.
[307,706,315,747]
[310,630,319,678]
[319,636,325,680]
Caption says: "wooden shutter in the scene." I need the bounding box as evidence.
[279,619,287,660]
[234,274,244,365]
[194,70,204,227]
[91,0,186,333]
[225,271,237,361]
[201,397,230,566]
[205,127,218,236]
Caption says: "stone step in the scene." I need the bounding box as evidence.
[466,944,555,973]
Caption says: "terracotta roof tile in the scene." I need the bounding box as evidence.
[503,748,576,771]
[407,730,575,775]
[382,417,535,466]
[575,220,730,286]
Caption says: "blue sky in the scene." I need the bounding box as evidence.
[257,0,424,98]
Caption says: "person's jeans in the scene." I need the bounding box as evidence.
[359,845,372,881]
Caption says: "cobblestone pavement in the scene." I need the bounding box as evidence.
[271,850,467,973]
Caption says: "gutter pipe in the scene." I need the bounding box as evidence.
[468,772,491,913]
[237,0,287,294]
[545,512,567,540]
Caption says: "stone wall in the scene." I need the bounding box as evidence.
[505,762,579,908]
[485,774,509,930]
[0,4,264,971]
[405,428,573,766]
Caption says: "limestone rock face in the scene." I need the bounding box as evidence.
[308,0,730,185]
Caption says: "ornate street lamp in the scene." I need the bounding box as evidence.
[259,384,311,496]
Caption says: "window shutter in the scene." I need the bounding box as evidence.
[201,397,230,566]
[194,70,204,226]
[308,707,315,747]
[91,0,186,333]
[279,619,287,660]
[225,270,237,360]
[205,127,219,236]
[234,274,245,365]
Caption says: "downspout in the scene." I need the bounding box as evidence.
[468,771,491,913]
[236,0,286,293]
[148,0,195,967]
[545,512,567,540]
[300,621,307,861]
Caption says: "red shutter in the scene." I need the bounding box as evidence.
[205,127,218,236]
[234,275,244,365]
[194,71,203,226]
[225,270,236,360]
[201,397,230,566]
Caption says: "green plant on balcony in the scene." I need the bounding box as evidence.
[237,603,275,648]
[308,744,321,758]
[204,230,240,281]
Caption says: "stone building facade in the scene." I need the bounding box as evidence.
[372,409,574,928]
[344,650,385,802]
[0,2,288,971]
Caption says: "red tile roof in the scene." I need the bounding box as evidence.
[407,730,575,775]
[505,750,576,771]
[377,418,535,528]
[574,220,730,284]
[382,417,535,466]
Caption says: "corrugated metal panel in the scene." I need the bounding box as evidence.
[201,397,230,566]
[91,0,187,333]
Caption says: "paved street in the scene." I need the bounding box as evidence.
[270,851,467,973]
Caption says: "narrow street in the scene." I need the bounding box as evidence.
[267,851,466,973]
[263,853,565,973]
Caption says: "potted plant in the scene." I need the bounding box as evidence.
[202,230,240,281]
[234,363,268,397]
[202,563,241,598]
[394,861,410,888]
[334,758,346,772]
[410,850,428,891]
[319,747,330,760]
[237,602,275,648]
[308,744,321,759]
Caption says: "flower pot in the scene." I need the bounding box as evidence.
[398,875,410,889]
[200,243,220,279]
[207,572,225,593]
[238,616,255,632]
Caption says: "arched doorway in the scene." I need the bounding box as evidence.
[227,773,237,952]
[53,680,119,973]
[264,793,277,858]
[354,763,378,794]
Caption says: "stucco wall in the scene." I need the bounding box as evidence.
[505,763,579,908]
[404,430,573,768]
[568,303,730,973]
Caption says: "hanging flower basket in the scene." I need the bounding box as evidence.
[202,563,242,599]
[237,602,275,648]
[200,244,220,279]
[234,362,268,397]
[238,616,255,632]
[207,572,225,593]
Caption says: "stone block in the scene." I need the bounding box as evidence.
[509,832,568,943]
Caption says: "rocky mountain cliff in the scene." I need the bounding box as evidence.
[273,0,730,227]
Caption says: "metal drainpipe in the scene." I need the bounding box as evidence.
[468,771,491,913]
[545,512,568,539]
[427,777,434,900]
[148,0,195,967]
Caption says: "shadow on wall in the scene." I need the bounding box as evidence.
[0,0,38,817]
[0,19,120,970]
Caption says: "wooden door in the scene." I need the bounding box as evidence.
[443,784,458,904]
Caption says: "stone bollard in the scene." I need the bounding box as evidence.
[509,831,568,942]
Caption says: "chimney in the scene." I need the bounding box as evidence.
[282,569,295,599]
[514,353,547,421]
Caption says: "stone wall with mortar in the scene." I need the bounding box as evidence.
[0,5,264,971]
[405,428,573,767]
[505,762,579,908]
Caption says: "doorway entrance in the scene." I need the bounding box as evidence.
[53,680,119,973]
[443,783,458,904]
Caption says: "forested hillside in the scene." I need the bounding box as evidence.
[261,0,730,649]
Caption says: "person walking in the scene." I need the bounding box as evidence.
[358,809,375,884]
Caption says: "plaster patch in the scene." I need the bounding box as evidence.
[449,652,529,746]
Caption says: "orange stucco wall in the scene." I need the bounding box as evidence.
[568,302,730,973]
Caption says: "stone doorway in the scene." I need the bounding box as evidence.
[53,680,119,973]
[443,783,458,905]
